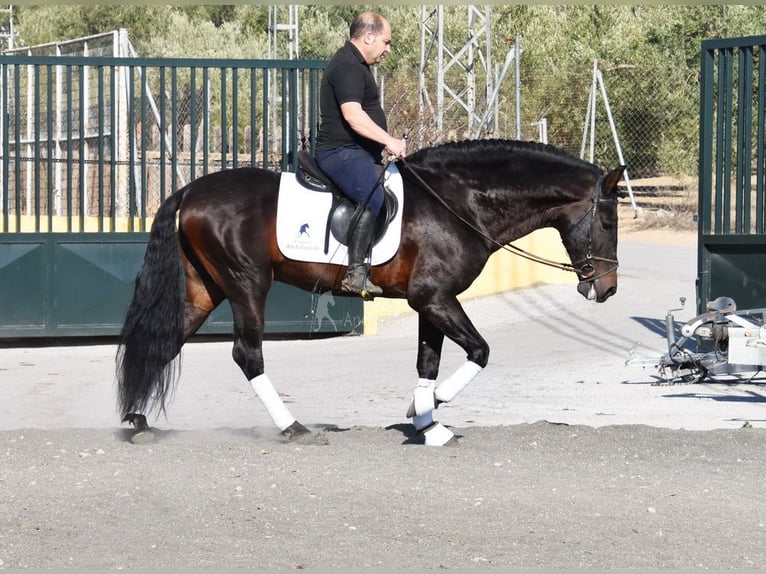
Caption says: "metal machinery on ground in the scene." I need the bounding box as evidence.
[627,296,766,384]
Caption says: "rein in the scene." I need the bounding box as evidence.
[398,157,618,283]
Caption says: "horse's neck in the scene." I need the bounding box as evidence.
[481,183,577,246]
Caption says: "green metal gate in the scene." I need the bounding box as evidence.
[698,35,766,313]
[0,55,363,338]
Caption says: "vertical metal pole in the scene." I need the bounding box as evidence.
[25,61,33,218]
[1,61,7,232]
[736,46,753,234]
[418,5,427,123]
[159,66,166,205]
[466,6,475,133]
[720,48,734,234]
[191,66,198,177]
[220,67,228,171]
[436,6,444,133]
[109,64,117,231]
[698,40,718,310]
[55,55,63,216]
[78,64,86,231]
[231,67,239,169]
[757,44,765,233]
[262,67,269,169]
[65,65,72,232]
[485,6,492,134]
[596,69,635,211]
[588,61,598,164]
[515,35,521,140]
[97,65,104,232]
[250,66,257,167]
[171,66,179,191]
[33,61,41,232]
[82,49,90,225]
[44,64,53,226]
[203,67,209,175]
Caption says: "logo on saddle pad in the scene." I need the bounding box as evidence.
[276,163,404,266]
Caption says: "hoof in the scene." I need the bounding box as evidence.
[130,429,156,445]
[281,421,311,439]
[421,422,458,447]
[122,413,156,445]
[280,421,328,445]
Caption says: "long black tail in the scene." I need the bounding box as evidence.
[116,187,190,420]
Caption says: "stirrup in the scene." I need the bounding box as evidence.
[341,267,382,300]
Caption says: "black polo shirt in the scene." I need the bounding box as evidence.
[315,41,387,155]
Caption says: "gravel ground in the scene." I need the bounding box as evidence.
[2,424,765,569]
[2,230,766,569]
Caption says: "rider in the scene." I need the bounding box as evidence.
[314,11,407,299]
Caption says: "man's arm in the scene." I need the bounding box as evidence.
[340,101,407,158]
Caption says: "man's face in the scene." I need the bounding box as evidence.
[363,21,392,65]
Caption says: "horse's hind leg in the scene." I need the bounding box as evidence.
[227,285,318,443]
[124,262,220,444]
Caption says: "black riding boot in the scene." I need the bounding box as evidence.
[342,207,383,300]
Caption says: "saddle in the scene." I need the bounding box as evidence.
[296,150,398,253]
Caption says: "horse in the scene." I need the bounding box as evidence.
[116,138,625,446]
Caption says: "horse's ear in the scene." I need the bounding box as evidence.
[602,166,626,197]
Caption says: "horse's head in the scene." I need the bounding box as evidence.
[560,166,625,303]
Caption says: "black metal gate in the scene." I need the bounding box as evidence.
[0,55,363,338]
[698,35,766,313]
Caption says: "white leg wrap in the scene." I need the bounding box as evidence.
[423,422,455,447]
[412,378,437,418]
[249,374,296,431]
[434,361,483,404]
[412,411,434,431]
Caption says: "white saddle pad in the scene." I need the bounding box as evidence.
[276,163,404,266]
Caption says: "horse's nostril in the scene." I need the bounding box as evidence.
[602,285,617,301]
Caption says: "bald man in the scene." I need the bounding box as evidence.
[315,11,407,299]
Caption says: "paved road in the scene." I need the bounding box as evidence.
[2,232,765,433]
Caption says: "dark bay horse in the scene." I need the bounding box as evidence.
[117,139,625,446]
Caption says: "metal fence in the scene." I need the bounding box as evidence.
[0,55,326,234]
[516,60,690,182]
[696,35,766,312]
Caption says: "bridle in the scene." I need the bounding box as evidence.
[398,158,619,284]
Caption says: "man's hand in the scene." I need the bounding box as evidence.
[340,101,407,159]
[385,137,407,159]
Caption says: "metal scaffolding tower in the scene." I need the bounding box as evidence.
[267,6,300,153]
[264,5,518,143]
[268,5,299,60]
[418,5,519,141]
[419,5,492,137]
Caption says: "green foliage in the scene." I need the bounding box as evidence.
[299,6,347,59]
[138,10,269,59]
[10,4,766,178]
[16,5,174,48]
[178,5,238,28]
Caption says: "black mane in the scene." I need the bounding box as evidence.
[406,138,599,174]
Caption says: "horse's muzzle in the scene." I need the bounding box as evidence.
[577,278,617,303]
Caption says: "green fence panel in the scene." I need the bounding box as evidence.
[697,35,766,313]
[0,56,363,339]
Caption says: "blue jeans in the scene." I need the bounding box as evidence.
[315,146,385,215]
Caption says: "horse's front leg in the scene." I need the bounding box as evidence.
[408,313,443,433]
[407,296,489,446]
